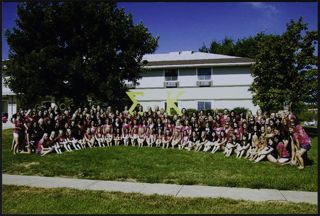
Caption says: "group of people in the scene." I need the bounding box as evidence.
[11,104,312,169]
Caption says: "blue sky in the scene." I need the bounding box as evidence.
[2,2,318,60]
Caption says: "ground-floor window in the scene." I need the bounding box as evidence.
[198,101,211,110]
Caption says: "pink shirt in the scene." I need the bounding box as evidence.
[294,124,311,145]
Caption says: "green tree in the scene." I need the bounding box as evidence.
[200,37,235,56]
[250,18,318,112]
[4,2,158,107]
[199,36,260,58]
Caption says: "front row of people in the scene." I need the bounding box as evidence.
[35,126,309,169]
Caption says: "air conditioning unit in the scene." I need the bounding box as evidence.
[125,83,135,89]
[164,81,179,88]
[197,80,212,87]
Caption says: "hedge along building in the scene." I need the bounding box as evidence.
[126,51,259,113]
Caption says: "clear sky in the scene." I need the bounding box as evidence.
[2,2,318,60]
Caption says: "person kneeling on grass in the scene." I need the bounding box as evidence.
[290,125,311,169]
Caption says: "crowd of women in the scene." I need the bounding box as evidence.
[10,104,311,169]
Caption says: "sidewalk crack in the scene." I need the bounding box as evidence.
[278,190,288,201]
[175,185,183,197]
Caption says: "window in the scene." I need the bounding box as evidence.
[198,68,211,80]
[165,69,178,81]
[198,101,211,110]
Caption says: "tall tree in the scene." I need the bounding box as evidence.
[199,36,261,58]
[250,18,318,112]
[4,2,158,107]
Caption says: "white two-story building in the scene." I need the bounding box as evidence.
[2,51,259,119]
[128,51,259,113]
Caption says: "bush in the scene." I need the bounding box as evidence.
[186,109,197,117]
[232,107,250,115]
[204,109,214,116]
[297,110,318,122]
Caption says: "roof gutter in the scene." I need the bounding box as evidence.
[143,62,255,69]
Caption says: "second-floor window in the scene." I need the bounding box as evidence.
[165,69,178,81]
[198,68,211,80]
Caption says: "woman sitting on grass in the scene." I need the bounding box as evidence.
[179,130,189,150]
[66,128,81,150]
[105,128,113,147]
[146,129,156,147]
[185,131,198,151]
[194,131,208,152]
[246,134,259,159]
[236,135,250,159]
[203,131,217,152]
[122,128,130,146]
[275,135,291,165]
[36,133,54,156]
[253,137,276,163]
[114,128,121,146]
[137,128,145,148]
[162,129,172,149]
[83,128,95,148]
[155,129,162,148]
[95,127,105,147]
[171,130,181,149]
[130,127,138,147]
[211,130,227,154]
[224,133,237,157]
[49,131,62,154]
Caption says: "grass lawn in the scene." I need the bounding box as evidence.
[2,129,318,191]
[3,185,317,214]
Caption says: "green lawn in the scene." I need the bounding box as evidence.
[3,185,317,214]
[2,129,318,191]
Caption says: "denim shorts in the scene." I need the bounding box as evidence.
[301,143,311,151]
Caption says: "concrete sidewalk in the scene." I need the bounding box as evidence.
[2,122,14,130]
[3,174,317,204]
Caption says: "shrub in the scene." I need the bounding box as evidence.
[204,109,214,116]
[232,107,250,115]
[186,109,197,117]
[297,110,318,122]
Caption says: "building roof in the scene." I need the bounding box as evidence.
[142,51,254,68]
